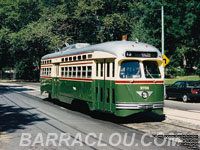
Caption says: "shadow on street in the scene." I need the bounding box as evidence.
[0,85,34,95]
[43,98,165,124]
[0,104,47,133]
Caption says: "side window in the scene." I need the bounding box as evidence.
[73,56,76,61]
[173,82,179,87]
[77,66,81,78]
[173,82,184,88]
[47,68,49,76]
[87,66,92,78]
[49,68,51,76]
[61,67,64,77]
[82,66,86,78]
[65,67,68,77]
[179,82,185,88]
[73,67,76,77]
[82,55,86,60]
[88,54,92,59]
[69,67,72,77]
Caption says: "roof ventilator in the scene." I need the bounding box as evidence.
[62,43,90,51]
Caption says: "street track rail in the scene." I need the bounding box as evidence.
[2,85,200,135]
[0,85,196,149]
[160,121,200,132]
[166,114,200,122]
[1,87,124,150]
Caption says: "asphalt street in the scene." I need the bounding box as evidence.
[165,99,200,111]
[0,85,186,150]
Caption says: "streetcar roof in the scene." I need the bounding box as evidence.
[41,41,162,60]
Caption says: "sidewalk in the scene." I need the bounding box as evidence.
[164,107,200,125]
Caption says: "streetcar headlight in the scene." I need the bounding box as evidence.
[142,91,148,99]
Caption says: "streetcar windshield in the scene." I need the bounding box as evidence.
[120,60,141,78]
[143,61,161,78]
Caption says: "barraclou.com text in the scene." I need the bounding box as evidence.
[19,132,178,147]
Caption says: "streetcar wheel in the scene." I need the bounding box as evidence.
[182,94,189,102]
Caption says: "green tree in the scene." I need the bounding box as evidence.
[9,21,63,80]
[164,0,200,74]
[0,0,200,80]
[0,28,12,70]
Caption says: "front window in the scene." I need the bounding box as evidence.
[143,61,161,78]
[120,60,141,78]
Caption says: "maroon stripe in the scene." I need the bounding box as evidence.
[115,80,164,84]
[115,81,130,84]
[60,77,93,82]
[40,76,52,79]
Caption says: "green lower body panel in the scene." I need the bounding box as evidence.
[41,77,164,117]
[40,78,52,95]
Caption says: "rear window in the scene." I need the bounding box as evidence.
[186,81,200,88]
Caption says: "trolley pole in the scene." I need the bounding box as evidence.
[161,5,164,55]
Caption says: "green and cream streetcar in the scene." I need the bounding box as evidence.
[40,37,164,117]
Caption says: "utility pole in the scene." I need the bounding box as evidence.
[161,6,164,55]
[161,5,167,100]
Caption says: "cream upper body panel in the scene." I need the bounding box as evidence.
[41,41,162,61]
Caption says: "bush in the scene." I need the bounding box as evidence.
[196,64,200,77]
[165,67,186,78]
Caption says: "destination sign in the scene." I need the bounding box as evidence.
[125,51,157,58]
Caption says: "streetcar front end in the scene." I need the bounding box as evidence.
[114,50,164,117]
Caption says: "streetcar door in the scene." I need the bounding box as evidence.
[95,59,115,112]
[52,64,59,99]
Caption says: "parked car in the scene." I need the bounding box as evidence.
[165,81,200,102]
